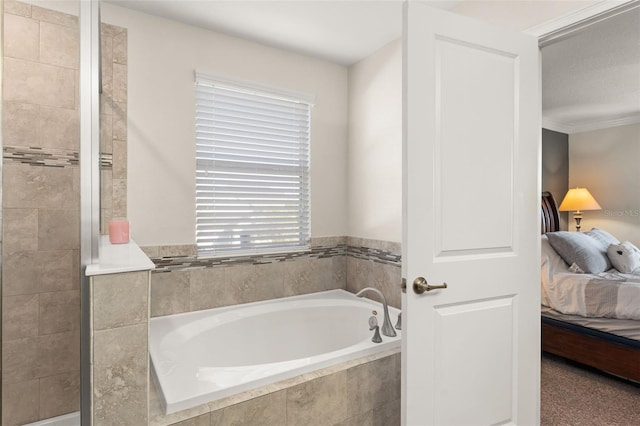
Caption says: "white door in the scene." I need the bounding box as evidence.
[402,2,540,425]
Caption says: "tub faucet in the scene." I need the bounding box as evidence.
[356,287,397,337]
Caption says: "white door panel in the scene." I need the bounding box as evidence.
[402,2,540,425]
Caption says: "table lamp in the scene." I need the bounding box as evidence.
[558,187,601,231]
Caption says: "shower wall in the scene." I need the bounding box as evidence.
[1,2,127,424]
[2,3,80,424]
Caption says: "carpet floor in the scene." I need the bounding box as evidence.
[541,354,640,426]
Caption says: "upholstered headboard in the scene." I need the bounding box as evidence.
[541,191,560,234]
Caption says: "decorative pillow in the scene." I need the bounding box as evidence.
[622,240,640,255]
[546,231,610,274]
[585,228,620,247]
[583,228,619,270]
[607,243,640,274]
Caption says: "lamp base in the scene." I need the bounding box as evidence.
[573,211,583,232]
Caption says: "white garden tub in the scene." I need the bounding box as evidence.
[149,289,401,414]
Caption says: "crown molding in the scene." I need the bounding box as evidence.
[542,113,640,134]
[526,0,640,45]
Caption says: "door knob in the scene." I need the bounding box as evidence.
[413,277,447,294]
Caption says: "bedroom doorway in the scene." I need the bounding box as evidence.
[536,1,640,424]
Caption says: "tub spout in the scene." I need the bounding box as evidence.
[355,287,397,337]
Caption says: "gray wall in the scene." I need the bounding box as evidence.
[542,128,569,231]
[569,123,640,245]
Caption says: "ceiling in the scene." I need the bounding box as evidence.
[104,0,640,134]
[541,5,640,134]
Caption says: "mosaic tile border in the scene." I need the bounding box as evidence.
[147,239,401,273]
[3,145,78,167]
[3,145,113,169]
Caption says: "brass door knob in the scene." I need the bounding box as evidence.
[413,277,447,294]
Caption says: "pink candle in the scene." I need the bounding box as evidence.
[109,220,130,244]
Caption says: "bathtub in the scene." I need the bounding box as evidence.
[149,289,401,414]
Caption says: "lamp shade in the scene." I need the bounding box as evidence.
[558,188,601,212]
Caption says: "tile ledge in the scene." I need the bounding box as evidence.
[86,235,155,276]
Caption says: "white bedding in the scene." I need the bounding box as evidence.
[542,234,640,320]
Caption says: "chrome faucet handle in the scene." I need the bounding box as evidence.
[395,312,402,330]
[369,316,382,343]
[368,315,378,330]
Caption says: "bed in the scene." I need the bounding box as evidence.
[540,191,640,382]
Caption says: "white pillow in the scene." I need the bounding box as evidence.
[606,242,640,274]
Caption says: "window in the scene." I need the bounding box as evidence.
[195,73,313,257]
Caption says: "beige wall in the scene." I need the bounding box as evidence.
[347,39,402,244]
[101,3,349,247]
[569,123,640,245]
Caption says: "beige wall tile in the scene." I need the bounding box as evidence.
[100,94,114,116]
[39,250,76,293]
[40,21,79,69]
[2,337,38,382]
[39,290,80,335]
[188,268,227,311]
[373,398,401,426]
[334,410,373,426]
[4,13,39,61]
[5,0,32,17]
[36,330,79,378]
[283,257,343,297]
[2,101,39,146]
[140,245,160,258]
[113,139,127,179]
[38,105,80,150]
[100,169,113,215]
[100,169,113,210]
[2,380,39,426]
[158,245,197,257]
[39,371,80,419]
[31,5,78,28]
[113,30,128,65]
[101,32,113,68]
[4,250,75,296]
[2,294,39,340]
[214,391,286,426]
[347,257,401,309]
[150,271,190,317]
[222,264,262,305]
[3,251,40,296]
[3,208,38,254]
[170,413,210,426]
[3,163,77,210]
[92,271,149,330]
[112,178,127,217]
[38,209,80,250]
[101,22,125,38]
[254,262,285,302]
[286,372,348,426]
[113,63,128,103]
[100,112,113,153]
[346,355,400,418]
[93,324,148,426]
[4,57,76,109]
[112,106,127,140]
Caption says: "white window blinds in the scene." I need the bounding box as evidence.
[195,73,312,257]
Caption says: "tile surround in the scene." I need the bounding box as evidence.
[1,4,128,424]
[90,271,151,426]
[146,236,402,318]
[150,350,401,426]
